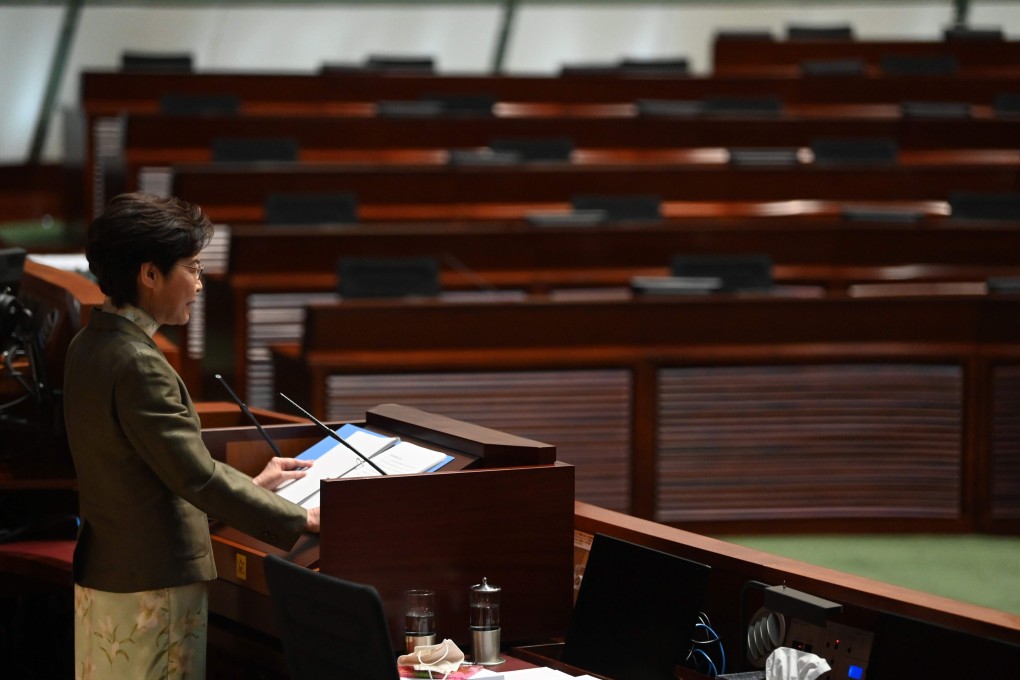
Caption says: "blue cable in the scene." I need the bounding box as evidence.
[694,621,727,675]
[692,648,719,677]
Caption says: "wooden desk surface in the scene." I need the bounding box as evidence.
[166,159,1019,225]
[0,539,75,596]
[221,217,1020,279]
[120,107,1020,159]
[294,290,1020,354]
[83,70,1020,113]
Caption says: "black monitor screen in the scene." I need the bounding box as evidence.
[0,247,27,295]
[671,253,774,292]
[868,613,1020,679]
[337,257,440,299]
[562,533,711,680]
[265,192,358,225]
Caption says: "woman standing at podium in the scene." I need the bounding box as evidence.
[64,192,320,680]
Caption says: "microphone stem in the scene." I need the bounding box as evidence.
[214,374,284,458]
[278,392,388,476]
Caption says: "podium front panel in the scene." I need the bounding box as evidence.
[319,463,575,651]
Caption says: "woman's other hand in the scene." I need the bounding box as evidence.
[252,456,312,490]
[304,506,321,533]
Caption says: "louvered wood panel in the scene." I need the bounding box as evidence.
[992,366,1020,519]
[92,117,123,218]
[137,166,173,198]
[656,364,962,523]
[326,370,631,511]
[182,227,229,360]
[245,291,338,408]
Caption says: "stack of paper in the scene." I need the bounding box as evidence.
[274,423,452,508]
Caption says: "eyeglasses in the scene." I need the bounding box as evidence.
[176,262,205,279]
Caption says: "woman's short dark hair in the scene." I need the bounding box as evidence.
[86,192,213,307]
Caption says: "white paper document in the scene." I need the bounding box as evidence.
[273,423,452,508]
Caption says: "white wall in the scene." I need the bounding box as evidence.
[1,2,1018,164]
[0,6,65,163]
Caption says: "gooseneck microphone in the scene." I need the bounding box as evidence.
[278,392,388,476]
[214,373,284,459]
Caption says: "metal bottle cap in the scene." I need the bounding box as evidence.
[472,577,500,593]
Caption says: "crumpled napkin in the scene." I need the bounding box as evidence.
[765,647,831,680]
[397,638,466,678]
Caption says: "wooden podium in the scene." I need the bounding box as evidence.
[203,403,574,674]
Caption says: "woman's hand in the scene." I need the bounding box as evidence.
[252,456,313,490]
[304,506,321,533]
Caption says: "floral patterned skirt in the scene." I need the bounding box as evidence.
[74,582,208,680]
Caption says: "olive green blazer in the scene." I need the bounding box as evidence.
[64,308,306,593]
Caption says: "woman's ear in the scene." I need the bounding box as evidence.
[138,262,159,291]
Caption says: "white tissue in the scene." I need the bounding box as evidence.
[765,647,831,680]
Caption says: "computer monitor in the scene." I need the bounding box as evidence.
[868,613,1020,679]
[786,23,855,40]
[702,96,784,117]
[561,533,711,680]
[338,257,440,299]
[949,191,1020,221]
[488,137,574,162]
[364,54,435,73]
[0,247,27,295]
[422,93,496,116]
[121,51,193,72]
[811,137,898,166]
[880,54,959,76]
[800,59,866,77]
[993,92,1020,117]
[265,192,358,225]
[571,194,662,222]
[211,137,299,163]
[671,253,774,292]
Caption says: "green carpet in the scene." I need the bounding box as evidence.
[719,534,1020,615]
[1,219,79,249]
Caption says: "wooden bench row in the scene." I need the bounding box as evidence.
[192,214,1020,413]
[161,158,1020,225]
[93,101,1020,216]
[122,108,1020,160]
[265,289,1020,533]
[712,33,1020,74]
[82,69,1020,115]
[82,67,1020,215]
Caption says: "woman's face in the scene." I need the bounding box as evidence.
[138,255,204,326]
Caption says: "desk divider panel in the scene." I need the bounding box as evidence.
[992,365,1020,524]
